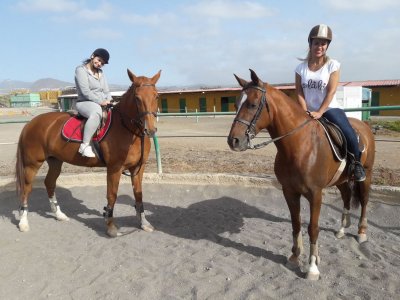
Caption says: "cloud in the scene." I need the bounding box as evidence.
[325,0,400,11]
[75,3,113,21]
[83,28,123,40]
[184,0,275,19]
[15,0,79,13]
[120,12,164,26]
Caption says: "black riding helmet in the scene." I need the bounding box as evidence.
[92,48,110,64]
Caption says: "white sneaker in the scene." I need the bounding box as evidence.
[79,143,96,158]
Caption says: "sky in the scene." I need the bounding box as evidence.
[0,0,399,88]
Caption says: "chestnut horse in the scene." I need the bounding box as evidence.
[15,69,161,237]
[227,70,375,280]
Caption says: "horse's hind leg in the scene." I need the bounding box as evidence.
[282,188,303,269]
[18,164,41,232]
[335,183,352,239]
[45,158,69,221]
[357,174,372,243]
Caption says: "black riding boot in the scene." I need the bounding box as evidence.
[348,152,366,182]
[353,161,366,182]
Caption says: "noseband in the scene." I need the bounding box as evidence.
[234,85,270,147]
[119,83,158,135]
[234,85,312,149]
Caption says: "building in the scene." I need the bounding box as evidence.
[10,93,41,107]
[58,79,400,117]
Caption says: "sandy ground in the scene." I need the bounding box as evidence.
[0,115,400,299]
[0,175,399,299]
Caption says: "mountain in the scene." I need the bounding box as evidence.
[30,78,74,91]
[0,79,32,93]
[0,78,74,94]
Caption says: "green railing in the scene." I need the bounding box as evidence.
[1,105,399,174]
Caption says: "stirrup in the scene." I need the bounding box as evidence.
[353,162,366,182]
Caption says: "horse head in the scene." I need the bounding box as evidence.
[228,69,270,151]
[121,69,161,137]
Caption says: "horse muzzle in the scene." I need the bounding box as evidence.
[227,135,248,151]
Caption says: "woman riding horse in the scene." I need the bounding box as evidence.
[295,24,366,182]
[228,68,375,280]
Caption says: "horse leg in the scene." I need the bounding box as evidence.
[335,183,352,239]
[132,171,154,232]
[18,164,41,232]
[104,172,121,237]
[283,188,303,269]
[305,190,323,281]
[357,174,372,243]
[45,158,69,221]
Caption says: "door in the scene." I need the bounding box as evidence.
[371,91,379,116]
[179,98,186,113]
[221,96,236,112]
[161,98,168,113]
[199,97,207,112]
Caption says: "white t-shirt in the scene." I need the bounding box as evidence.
[295,59,341,111]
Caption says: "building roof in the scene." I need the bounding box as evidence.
[341,80,400,87]
[59,79,400,99]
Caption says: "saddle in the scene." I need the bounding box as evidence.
[318,117,365,162]
[61,109,112,143]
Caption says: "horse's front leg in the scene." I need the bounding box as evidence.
[104,172,122,237]
[306,190,323,281]
[283,188,303,269]
[132,171,154,232]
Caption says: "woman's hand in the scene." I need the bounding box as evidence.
[308,111,323,119]
[100,100,111,106]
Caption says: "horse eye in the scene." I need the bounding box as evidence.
[247,102,257,109]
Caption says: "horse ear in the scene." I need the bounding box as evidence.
[151,70,162,84]
[234,73,247,88]
[249,69,262,86]
[127,69,137,83]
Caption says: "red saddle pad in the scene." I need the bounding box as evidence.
[61,110,112,143]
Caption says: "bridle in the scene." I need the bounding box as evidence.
[118,83,158,136]
[234,85,270,149]
[115,83,158,176]
[234,85,312,149]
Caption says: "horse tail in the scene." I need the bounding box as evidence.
[350,181,361,209]
[15,133,25,197]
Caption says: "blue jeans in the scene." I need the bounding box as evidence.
[323,108,360,161]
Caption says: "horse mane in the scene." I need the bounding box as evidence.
[267,84,306,117]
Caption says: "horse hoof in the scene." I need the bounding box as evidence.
[107,224,120,237]
[19,222,30,232]
[306,271,320,281]
[335,228,345,239]
[358,233,367,243]
[141,224,154,232]
[56,212,70,221]
[306,255,320,280]
[286,255,301,269]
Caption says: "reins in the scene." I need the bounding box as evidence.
[116,83,157,176]
[235,85,313,149]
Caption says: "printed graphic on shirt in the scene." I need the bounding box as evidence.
[302,79,327,91]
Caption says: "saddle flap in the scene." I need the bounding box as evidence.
[318,118,347,161]
[61,110,112,143]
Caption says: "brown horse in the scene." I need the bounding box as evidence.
[15,69,161,237]
[227,69,375,280]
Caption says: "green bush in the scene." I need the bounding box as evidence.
[370,120,400,132]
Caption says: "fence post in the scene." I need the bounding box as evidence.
[152,135,162,174]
